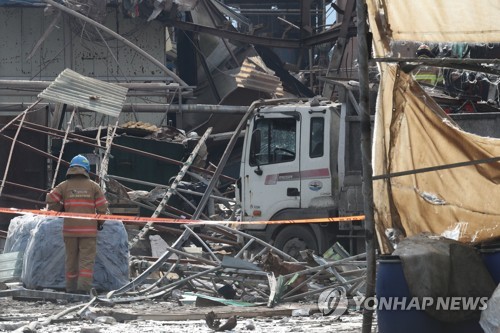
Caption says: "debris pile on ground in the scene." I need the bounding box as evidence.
[104,223,367,308]
[0,216,368,331]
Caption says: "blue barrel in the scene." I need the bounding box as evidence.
[445,319,483,333]
[376,256,444,333]
[480,245,500,284]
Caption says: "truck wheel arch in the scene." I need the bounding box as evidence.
[272,224,318,259]
[270,209,336,255]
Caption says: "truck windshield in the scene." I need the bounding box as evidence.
[250,117,296,166]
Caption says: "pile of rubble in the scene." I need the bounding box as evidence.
[0,215,367,331]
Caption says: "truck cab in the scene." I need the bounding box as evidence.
[236,97,365,257]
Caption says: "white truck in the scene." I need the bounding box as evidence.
[235,97,366,257]
[231,94,500,258]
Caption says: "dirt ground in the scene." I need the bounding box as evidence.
[0,296,377,332]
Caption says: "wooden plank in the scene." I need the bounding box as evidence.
[107,304,318,322]
[0,289,90,302]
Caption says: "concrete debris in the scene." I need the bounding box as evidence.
[244,319,256,330]
[93,316,117,325]
[291,308,311,317]
[205,311,237,331]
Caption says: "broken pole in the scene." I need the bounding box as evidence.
[50,107,76,189]
[357,0,376,332]
[107,229,192,298]
[0,99,41,134]
[128,127,212,248]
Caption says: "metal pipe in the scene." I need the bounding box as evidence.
[2,180,48,194]
[375,57,500,65]
[0,99,41,134]
[0,80,193,90]
[154,225,239,247]
[0,103,249,114]
[0,193,45,206]
[215,223,298,263]
[181,225,221,264]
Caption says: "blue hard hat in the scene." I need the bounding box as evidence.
[69,154,90,173]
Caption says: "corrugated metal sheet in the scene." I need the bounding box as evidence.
[234,57,284,97]
[38,68,128,117]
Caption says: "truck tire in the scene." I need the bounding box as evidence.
[273,225,318,259]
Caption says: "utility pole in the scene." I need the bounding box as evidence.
[356,0,376,332]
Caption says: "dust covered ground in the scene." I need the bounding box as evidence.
[0,296,376,332]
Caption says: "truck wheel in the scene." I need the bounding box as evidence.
[273,226,318,259]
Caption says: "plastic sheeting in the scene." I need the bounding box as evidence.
[5,215,129,291]
[367,0,500,44]
[394,235,495,322]
[480,284,500,333]
[4,214,46,253]
[366,0,500,253]
[372,64,500,253]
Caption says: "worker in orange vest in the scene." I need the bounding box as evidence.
[46,154,108,294]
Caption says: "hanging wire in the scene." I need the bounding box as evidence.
[0,110,28,197]
[51,107,77,189]
[159,85,180,127]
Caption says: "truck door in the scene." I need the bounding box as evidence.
[242,113,301,221]
[299,110,333,209]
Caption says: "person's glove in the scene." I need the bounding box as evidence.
[97,221,104,231]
